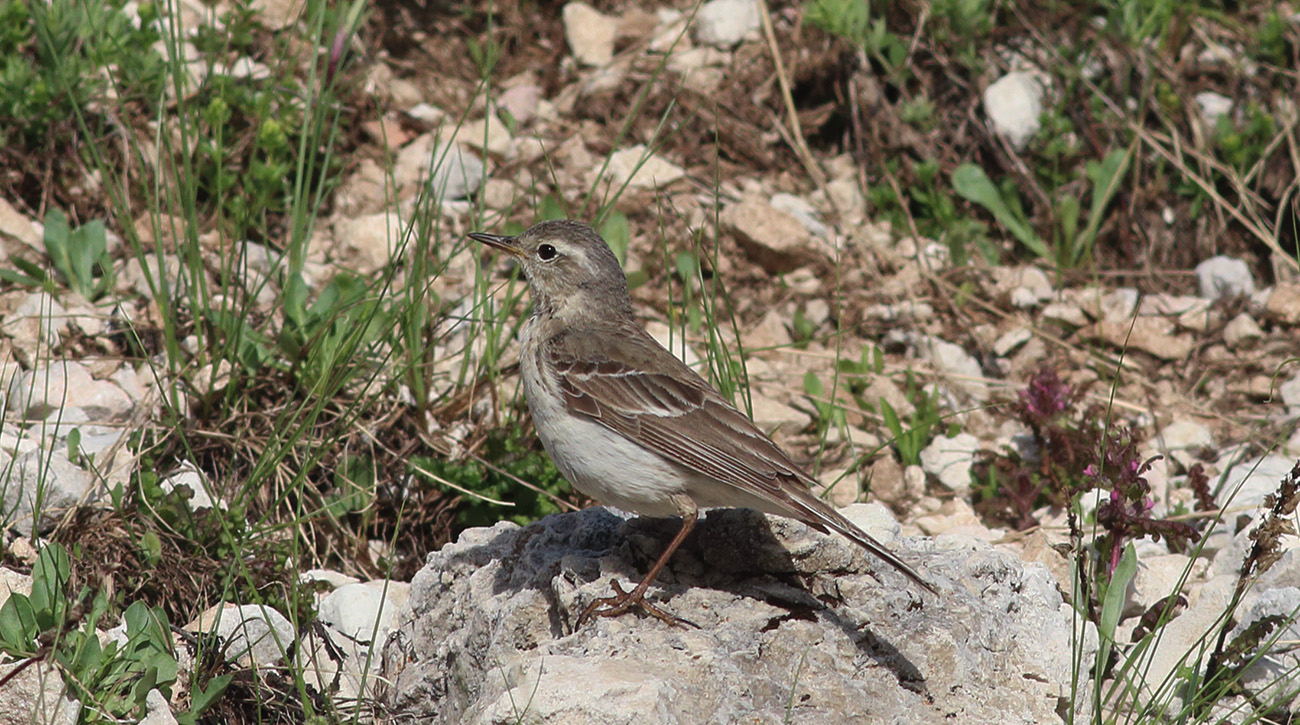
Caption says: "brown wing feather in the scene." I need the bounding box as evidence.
[546,322,935,592]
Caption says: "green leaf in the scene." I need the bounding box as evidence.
[189,673,232,715]
[29,543,70,628]
[600,211,631,265]
[1074,147,1132,266]
[1097,543,1138,680]
[952,163,1049,258]
[0,595,39,654]
[539,195,565,221]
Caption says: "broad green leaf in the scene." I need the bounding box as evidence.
[952,163,1049,258]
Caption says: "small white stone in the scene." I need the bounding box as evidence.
[1195,92,1233,124]
[562,2,619,66]
[1196,255,1255,300]
[919,433,980,494]
[1222,313,1263,349]
[693,0,761,48]
[983,72,1044,149]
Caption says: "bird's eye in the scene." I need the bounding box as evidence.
[537,244,558,261]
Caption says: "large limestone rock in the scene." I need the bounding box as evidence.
[379,507,1093,723]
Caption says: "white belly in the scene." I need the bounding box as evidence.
[520,320,692,518]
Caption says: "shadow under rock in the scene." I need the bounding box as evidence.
[465,506,928,689]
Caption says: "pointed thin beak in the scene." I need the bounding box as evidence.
[469,231,526,258]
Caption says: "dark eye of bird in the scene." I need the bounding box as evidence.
[537,243,557,261]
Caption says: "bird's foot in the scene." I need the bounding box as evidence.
[576,580,698,629]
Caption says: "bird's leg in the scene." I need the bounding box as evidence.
[578,501,699,628]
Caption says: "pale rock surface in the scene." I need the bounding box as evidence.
[138,689,178,725]
[721,198,817,274]
[1196,255,1254,299]
[1,291,67,352]
[159,463,217,510]
[747,392,807,434]
[1124,553,1192,618]
[8,361,133,420]
[599,145,686,190]
[186,603,296,668]
[1264,283,1300,325]
[694,0,761,48]
[912,335,988,402]
[983,72,1044,149]
[1279,372,1300,416]
[5,450,96,534]
[1226,586,1300,714]
[1222,312,1263,349]
[0,659,79,725]
[394,135,485,201]
[563,3,619,66]
[1194,91,1233,124]
[919,433,980,494]
[317,582,400,643]
[379,508,1093,723]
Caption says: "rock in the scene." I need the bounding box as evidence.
[865,455,910,505]
[748,393,807,434]
[1226,587,1300,713]
[769,193,828,238]
[1137,574,1234,710]
[0,659,79,725]
[1194,91,1233,124]
[186,603,296,668]
[298,623,376,708]
[693,0,761,48]
[139,689,178,725]
[1264,283,1300,325]
[722,199,815,273]
[1,291,68,352]
[455,114,515,159]
[913,335,988,402]
[1222,313,1262,349]
[498,84,543,124]
[394,135,485,201]
[993,326,1033,357]
[1042,301,1088,328]
[249,0,304,29]
[1125,553,1191,618]
[1196,255,1254,299]
[599,145,686,190]
[563,2,619,66]
[983,72,1044,150]
[0,197,43,251]
[336,211,402,272]
[6,449,96,534]
[1281,373,1300,415]
[918,433,980,494]
[739,309,791,355]
[1007,266,1053,308]
[300,568,361,589]
[317,582,399,643]
[160,463,217,510]
[1154,419,1214,453]
[1218,454,1297,512]
[8,361,134,420]
[379,509,1093,723]
[0,568,32,611]
[1081,318,1194,361]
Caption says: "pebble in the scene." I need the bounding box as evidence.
[1195,255,1254,300]
[983,72,1044,149]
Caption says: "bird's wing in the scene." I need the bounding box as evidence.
[544,323,934,592]
[546,324,814,503]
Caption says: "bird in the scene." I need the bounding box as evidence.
[469,219,933,626]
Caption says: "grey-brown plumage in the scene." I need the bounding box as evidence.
[471,219,933,625]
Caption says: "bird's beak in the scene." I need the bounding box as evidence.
[468,231,526,258]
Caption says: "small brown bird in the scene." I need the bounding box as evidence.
[471,220,933,626]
